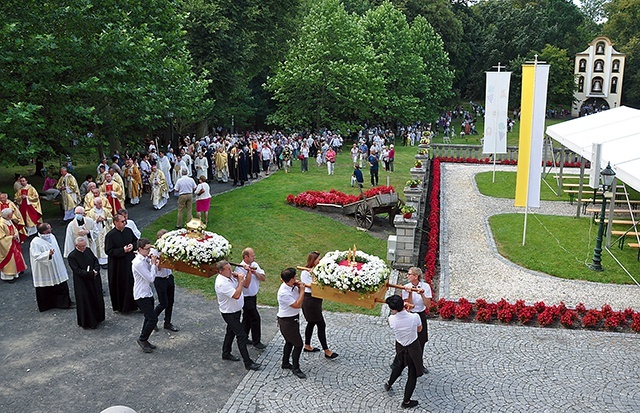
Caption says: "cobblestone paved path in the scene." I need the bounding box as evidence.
[223,312,640,413]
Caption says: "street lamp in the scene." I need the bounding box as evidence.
[589,162,616,271]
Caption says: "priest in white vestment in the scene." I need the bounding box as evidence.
[86,197,113,266]
[150,165,170,210]
[63,206,98,258]
[157,151,173,191]
[56,167,80,221]
[29,223,72,311]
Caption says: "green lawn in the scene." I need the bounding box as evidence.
[475,171,575,201]
[490,214,639,284]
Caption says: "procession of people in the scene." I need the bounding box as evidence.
[0,127,432,410]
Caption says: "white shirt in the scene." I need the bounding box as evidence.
[300,270,313,293]
[215,274,244,313]
[174,175,196,195]
[236,260,264,297]
[195,182,211,201]
[132,254,157,300]
[388,310,421,347]
[401,281,432,313]
[277,282,301,318]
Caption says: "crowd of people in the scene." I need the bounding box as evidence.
[1,125,437,409]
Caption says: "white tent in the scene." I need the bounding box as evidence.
[546,106,640,193]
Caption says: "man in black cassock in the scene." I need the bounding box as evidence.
[68,236,105,329]
[105,213,138,313]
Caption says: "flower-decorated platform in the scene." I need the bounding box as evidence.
[156,219,231,278]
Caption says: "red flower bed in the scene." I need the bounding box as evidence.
[428,298,639,333]
[286,186,395,208]
[423,158,440,284]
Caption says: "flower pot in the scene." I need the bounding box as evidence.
[410,185,418,189]
[403,213,413,219]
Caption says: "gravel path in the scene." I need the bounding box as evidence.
[439,163,640,310]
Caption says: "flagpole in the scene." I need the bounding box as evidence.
[491,62,503,184]
[522,207,528,246]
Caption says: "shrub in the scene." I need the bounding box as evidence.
[533,301,546,313]
[631,313,640,332]
[455,298,473,320]
[601,304,614,319]
[518,306,537,324]
[604,312,626,330]
[475,307,493,323]
[438,301,456,320]
[497,303,516,323]
[582,310,603,328]
[538,307,558,327]
[575,303,587,314]
[560,310,577,328]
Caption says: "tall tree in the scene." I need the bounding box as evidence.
[0,0,210,163]
[603,0,640,107]
[181,0,301,130]
[265,0,384,131]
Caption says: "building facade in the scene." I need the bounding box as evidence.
[572,36,625,117]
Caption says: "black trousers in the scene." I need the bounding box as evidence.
[154,275,175,324]
[370,168,378,186]
[136,296,158,342]
[221,311,252,365]
[278,315,303,368]
[242,295,261,343]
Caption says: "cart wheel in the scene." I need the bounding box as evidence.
[355,202,374,229]
[388,209,396,225]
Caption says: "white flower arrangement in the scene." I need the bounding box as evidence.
[314,250,390,294]
[155,229,231,266]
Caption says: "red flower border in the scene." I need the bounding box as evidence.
[286,186,395,208]
[420,157,636,333]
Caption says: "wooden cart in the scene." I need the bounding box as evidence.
[343,190,402,229]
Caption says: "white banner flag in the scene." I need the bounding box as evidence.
[483,71,511,155]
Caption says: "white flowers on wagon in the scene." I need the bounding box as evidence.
[155,229,231,266]
[314,249,389,294]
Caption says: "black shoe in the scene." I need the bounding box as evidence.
[384,382,391,391]
[153,326,159,332]
[137,339,153,353]
[245,362,261,371]
[304,347,320,353]
[68,301,76,309]
[164,323,179,332]
[147,341,157,349]
[222,354,240,362]
[325,352,339,359]
[401,400,418,409]
[246,339,253,345]
[281,363,293,370]
[291,368,306,379]
[253,342,266,350]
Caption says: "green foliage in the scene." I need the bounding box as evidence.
[266,0,384,131]
[266,0,452,131]
[508,44,576,107]
[0,0,211,163]
[603,0,640,107]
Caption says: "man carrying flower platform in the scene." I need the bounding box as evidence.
[236,247,267,350]
[214,260,261,371]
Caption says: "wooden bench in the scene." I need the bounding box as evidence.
[628,243,640,261]
[602,219,637,226]
[612,229,640,250]
[586,207,640,215]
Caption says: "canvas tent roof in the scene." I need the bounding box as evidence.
[546,106,640,193]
